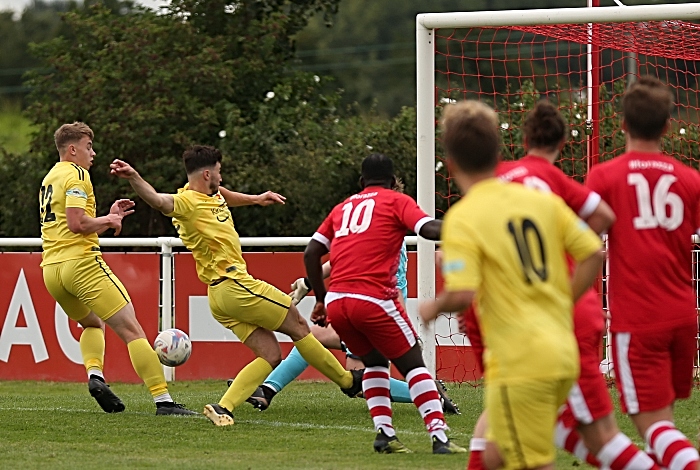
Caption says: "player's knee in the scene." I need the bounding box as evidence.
[260,347,282,368]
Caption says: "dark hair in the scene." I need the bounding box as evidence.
[523,100,567,150]
[623,76,674,140]
[440,100,501,173]
[361,153,394,182]
[183,145,222,174]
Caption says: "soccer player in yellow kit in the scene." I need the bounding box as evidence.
[419,101,604,470]
[110,145,362,426]
[40,122,196,415]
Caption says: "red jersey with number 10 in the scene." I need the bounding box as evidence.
[313,187,432,300]
[586,151,700,333]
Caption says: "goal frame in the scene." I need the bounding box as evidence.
[415,3,700,375]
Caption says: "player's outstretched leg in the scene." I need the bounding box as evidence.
[80,325,125,413]
[210,328,278,426]
[106,304,196,416]
[242,346,309,411]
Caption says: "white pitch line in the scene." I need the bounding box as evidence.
[0,405,469,437]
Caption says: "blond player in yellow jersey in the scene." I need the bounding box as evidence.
[419,101,605,470]
[40,122,196,415]
[110,145,362,426]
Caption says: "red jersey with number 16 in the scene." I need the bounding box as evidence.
[586,151,700,333]
[312,187,433,300]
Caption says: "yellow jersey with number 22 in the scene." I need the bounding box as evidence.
[40,161,99,267]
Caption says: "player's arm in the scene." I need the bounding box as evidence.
[110,159,174,215]
[304,239,330,325]
[583,199,615,235]
[419,290,474,323]
[418,219,442,241]
[304,240,329,301]
[65,207,127,236]
[558,197,606,301]
[571,250,605,302]
[219,187,286,207]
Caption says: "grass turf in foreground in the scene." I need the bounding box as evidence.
[0,380,697,469]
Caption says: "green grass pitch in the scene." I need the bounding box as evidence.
[0,380,697,469]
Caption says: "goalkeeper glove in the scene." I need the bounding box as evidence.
[289,277,312,305]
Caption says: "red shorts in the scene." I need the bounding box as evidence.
[611,324,695,414]
[463,306,484,374]
[325,292,418,360]
[560,290,612,426]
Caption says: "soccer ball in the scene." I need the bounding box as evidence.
[154,329,192,367]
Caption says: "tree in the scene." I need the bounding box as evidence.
[13,0,347,238]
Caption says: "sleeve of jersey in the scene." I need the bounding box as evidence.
[311,212,335,250]
[441,211,482,292]
[396,194,433,234]
[64,175,91,210]
[557,197,603,262]
[556,171,601,219]
[165,191,194,219]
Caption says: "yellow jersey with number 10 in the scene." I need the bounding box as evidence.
[40,161,99,267]
[166,188,249,285]
[441,179,602,385]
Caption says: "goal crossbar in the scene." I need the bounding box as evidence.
[417,3,700,30]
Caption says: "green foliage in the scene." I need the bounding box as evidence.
[219,72,418,237]
[24,3,235,236]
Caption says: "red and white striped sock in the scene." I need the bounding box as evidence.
[555,420,601,467]
[406,367,448,442]
[646,420,699,470]
[467,437,487,470]
[596,432,660,470]
[362,366,394,437]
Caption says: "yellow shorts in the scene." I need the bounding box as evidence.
[42,256,131,322]
[208,275,291,343]
[486,377,574,470]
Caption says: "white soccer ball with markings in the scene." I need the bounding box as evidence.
[154,329,192,367]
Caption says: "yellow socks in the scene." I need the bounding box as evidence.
[294,333,352,389]
[80,327,105,378]
[127,338,168,399]
[219,357,273,412]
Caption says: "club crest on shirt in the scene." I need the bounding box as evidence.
[210,205,230,223]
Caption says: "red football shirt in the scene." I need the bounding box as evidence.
[313,187,432,300]
[497,155,601,218]
[498,155,605,338]
[587,151,700,333]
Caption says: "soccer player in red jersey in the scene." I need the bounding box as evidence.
[304,153,466,455]
[463,101,659,470]
[586,76,700,470]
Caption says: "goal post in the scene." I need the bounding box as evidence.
[416,3,700,380]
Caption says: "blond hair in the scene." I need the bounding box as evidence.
[54,122,94,155]
[440,100,501,172]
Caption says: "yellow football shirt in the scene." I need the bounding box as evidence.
[441,179,602,384]
[40,161,100,266]
[166,187,249,284]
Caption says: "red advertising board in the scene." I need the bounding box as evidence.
[0,250,477,383]
[0,253,160,382]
